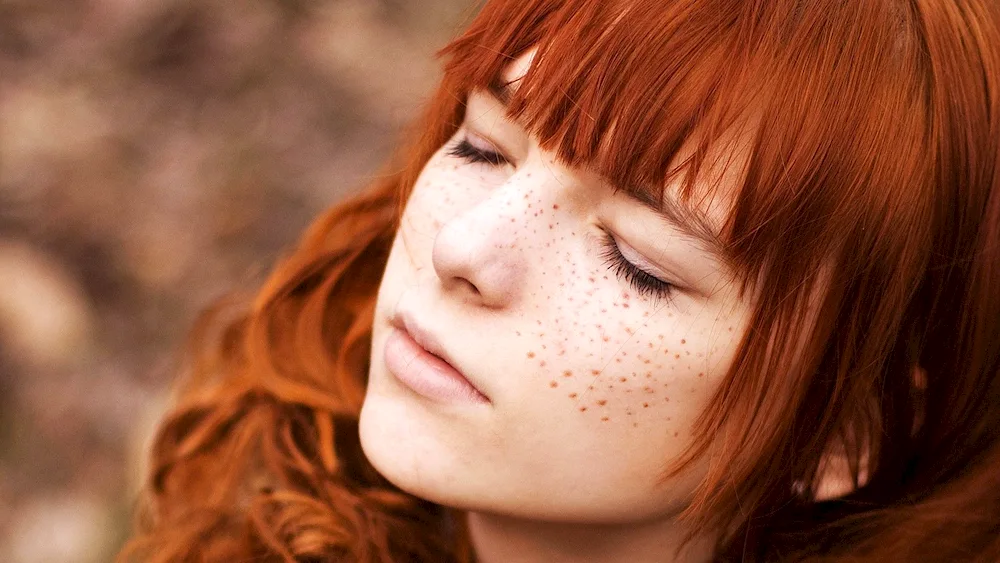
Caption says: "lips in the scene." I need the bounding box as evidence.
[396,313,461,373]
[385,311,490,404]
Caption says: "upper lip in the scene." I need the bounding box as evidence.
[391,310,489,399]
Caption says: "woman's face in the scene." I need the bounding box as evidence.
[359,54,752,523]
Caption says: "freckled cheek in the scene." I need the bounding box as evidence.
[527,343,684,429]
[520,268,682,427]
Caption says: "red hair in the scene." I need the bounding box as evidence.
[120,0,1000,561]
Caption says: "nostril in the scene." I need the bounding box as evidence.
[441,275,481,298]
[459,278,481,296]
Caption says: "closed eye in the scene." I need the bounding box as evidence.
[447,137,510,167]
[599,231,676,306]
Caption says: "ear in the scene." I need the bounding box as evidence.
[814,440,868,501]
[812,364,925,500]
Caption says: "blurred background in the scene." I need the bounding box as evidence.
[0,0,478,560]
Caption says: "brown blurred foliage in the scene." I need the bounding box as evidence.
[0,0,477,560]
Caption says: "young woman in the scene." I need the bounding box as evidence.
[119,0,1000,561]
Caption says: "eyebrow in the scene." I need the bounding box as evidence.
[487,77,517,107]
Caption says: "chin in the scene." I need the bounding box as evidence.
[358,381,487,509]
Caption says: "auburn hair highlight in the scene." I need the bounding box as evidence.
[121,0,1000,561]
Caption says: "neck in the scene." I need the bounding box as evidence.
[466,511,716,563]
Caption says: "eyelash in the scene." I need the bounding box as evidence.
[447,135,675,305]
[599,232,676,304]
[446,137,510,166]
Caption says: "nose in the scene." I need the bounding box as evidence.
[431,186,528,308]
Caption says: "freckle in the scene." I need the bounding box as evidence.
[549,224,554,229]
[549,381,558,388]
[579,406,588,412]
[601,416,610,422]
[615,358,622,363]
[698,372,705,377]
[644,359,651,364]
[596,400,607,406]
[569,392,578,398]
[664,396,671,402]
[602,336,610,342]
[644,386,655,393]
[728,326,734,332]
[588,385,595,390]
[648,342,654,348]
[591,370,601,376]
[674,354,681,359]
[681,339,686,344]
[563,370,573,377]
[527,351,535,358]
[673,431,679,437]
[645,372,652,377]
[553,204,559,209]
[643,402,649,408]
[588,277,595,283]
[619,377,627,382]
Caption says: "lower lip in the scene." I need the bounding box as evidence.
[383,327,489,405]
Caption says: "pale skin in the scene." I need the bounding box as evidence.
[358,52,753,562]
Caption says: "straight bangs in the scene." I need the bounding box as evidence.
[436,0,964,552]
[440,0,933,289]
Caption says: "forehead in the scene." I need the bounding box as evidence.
[499,49,536,91]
